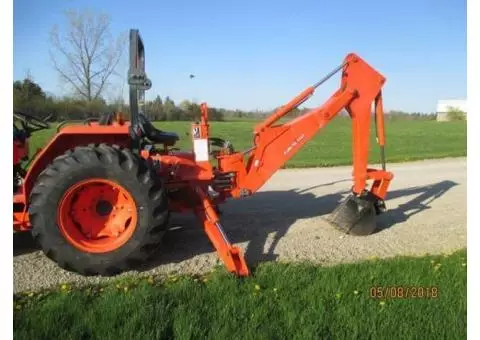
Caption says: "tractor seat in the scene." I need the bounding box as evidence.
[138,114,179,146]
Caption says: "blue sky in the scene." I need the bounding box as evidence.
[13,0,466,112]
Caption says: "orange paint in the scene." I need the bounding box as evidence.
[57,178,137,253]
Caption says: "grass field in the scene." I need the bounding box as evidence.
[29,119,466,168]
[13,249,466,339]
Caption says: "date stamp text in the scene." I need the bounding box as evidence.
[369,286,439,299]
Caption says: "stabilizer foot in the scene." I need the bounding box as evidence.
[226,246,250,277]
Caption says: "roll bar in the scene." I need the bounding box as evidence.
[128,29,152,150]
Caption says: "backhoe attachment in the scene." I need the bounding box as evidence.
[219,53,394,237]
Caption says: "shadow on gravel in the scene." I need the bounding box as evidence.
[13,180,459,271]
[375,180,459,232]
[138,179,459,272]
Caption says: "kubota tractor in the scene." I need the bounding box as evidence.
[13,29,393,277]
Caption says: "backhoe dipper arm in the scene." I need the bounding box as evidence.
[239,53,392,200]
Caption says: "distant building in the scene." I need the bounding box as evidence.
[436,99,467,121]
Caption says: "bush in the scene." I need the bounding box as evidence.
[446,106,466,121]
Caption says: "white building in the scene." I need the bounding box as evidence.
[436,99,467,121]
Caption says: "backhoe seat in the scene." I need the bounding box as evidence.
[138,114,179,146]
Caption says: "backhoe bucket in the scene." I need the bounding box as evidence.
[327,193,378,236]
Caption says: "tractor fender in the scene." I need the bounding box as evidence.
[23,123,131,204]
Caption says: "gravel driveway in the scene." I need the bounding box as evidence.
[14,158,467,293]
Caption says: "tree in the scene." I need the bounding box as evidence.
[145,95,165,121]
[209,107,224,121]
[49,9,126,103]
[14,78,45,101]
[13,78,48,117]
[164,96,180,120]
[179,100,203,121]
[110,94,128,114]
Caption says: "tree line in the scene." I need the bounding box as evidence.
[12,77,278,122]
[13,77,224,121]
[14,77,441,123]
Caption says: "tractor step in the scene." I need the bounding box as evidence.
[327,192,384,236]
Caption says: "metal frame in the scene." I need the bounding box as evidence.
[128,29,151,151]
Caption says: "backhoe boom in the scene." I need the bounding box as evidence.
[244,86,355,194]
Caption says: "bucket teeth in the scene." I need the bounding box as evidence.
[327,193,377,236]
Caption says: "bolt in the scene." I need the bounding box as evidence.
[239,188,250,197]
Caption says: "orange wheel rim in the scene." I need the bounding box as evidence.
[57,178,137,253]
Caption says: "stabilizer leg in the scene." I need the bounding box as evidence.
[193,187,250,276]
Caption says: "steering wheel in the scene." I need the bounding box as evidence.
[13,111,51,130]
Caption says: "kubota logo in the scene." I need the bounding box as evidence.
[284,134,305,155]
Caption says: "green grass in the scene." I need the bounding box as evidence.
[29,119,466,168]
[14,249,466,339]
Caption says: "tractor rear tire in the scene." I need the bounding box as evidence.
[28,144,169,276]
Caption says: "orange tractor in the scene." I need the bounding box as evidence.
[13,29,393,277]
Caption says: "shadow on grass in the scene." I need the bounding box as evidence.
[13,180,458,270]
